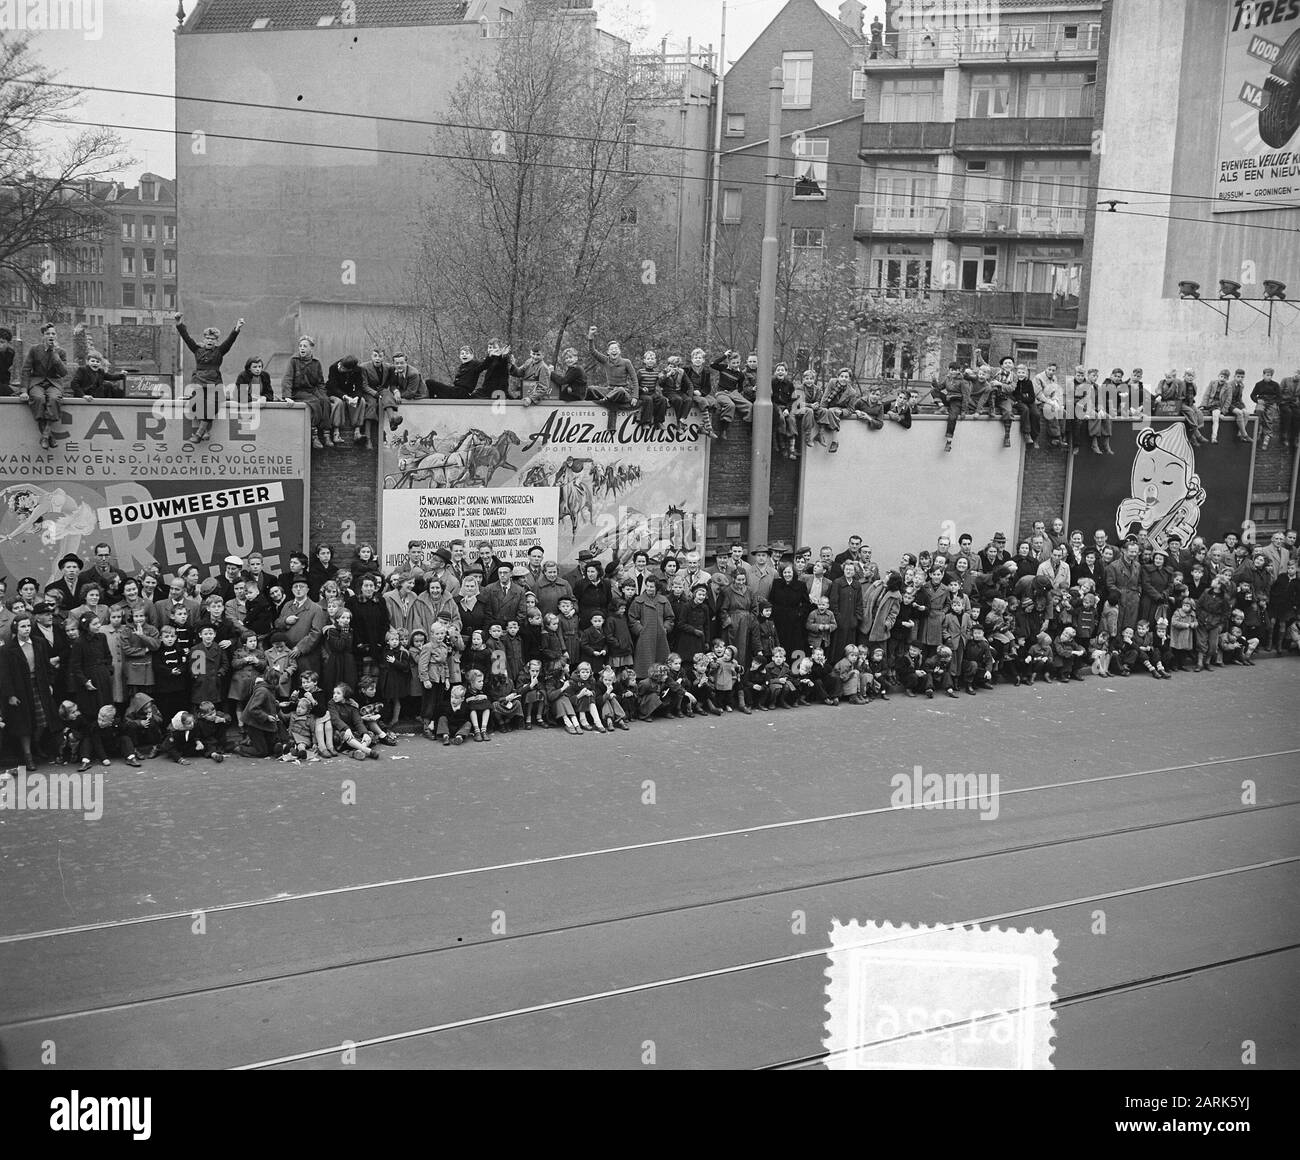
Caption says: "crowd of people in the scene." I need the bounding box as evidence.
[7,321,1296,460]
[1,521,1295,773]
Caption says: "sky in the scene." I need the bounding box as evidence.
[19,0,878,182]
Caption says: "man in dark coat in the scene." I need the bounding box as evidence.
[45,554,91,608]
[1105,540,1143,632]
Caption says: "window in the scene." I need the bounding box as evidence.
[724,113,745,137]
[960,244,999,290]
[790,227,825,284]
[782,51,813,108]
[164,220,176,243]
[122,283,135,307]
[1025,71,1095,118]
[873,254,935,299]
[880,76,943,121]
[143,217,156,242]
[851,69,868,100]
[498,7,513,22]
[1020,158,1087,215]
[143,251,156,276]
[722,188,742,223]
[1009,25,1037,52]
[164,253,176,276]
[164,286,176,310]
[140,180,155,201]
[956,341,991,367]
[1012,338,1039,364]
[120,219,134,241]
[881,341,917,380]
[143,286,156,310]
[793,137,828,199]
[121,316,137,325]
[1063,23,1101,51]
[121,252,135,276]
[970,73,1012,118]
[874,162,937,222]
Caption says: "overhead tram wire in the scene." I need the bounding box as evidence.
[33,76,1300,214]
[41,115,1300,239]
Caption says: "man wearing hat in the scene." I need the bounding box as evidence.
[426,547,461,600]
[521,544,546,592]
[562,548,596,589]
[275,576,327,673]
[715,542,752,586]
[483,561,526,625]
[215,555,246,602]
[45,554,91,608]
[749,545,777,602]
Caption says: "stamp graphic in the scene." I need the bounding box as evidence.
[824,920,1057,1069]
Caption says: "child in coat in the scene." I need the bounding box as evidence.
[377,627,412,725]
[515,658,547,729]
[57,701,94,771]
[805,597,837,653]
[436,684,473,745]
[488,663,524,732]
[764,647,797,708]
[579,612,610,670]
[1170,599,1197,670]
[462,669,492,740]
[597,665,631,730]
[189,625,228,708]
[152,624,190,721]
[563,662,606,733]
[711,642,743,713]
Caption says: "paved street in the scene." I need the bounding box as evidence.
[1,661,1295,1069]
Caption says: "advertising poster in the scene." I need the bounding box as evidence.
[1066,420,1255,551]
[1214,1,1300,211]
[379,402,708,570]
[383,487,560,569]
[0,400,310,584]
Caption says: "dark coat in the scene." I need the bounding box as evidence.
[828,577,862,662]
[769,576,809,656]
[0,634,57,737]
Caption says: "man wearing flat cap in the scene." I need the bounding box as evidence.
[216,555,246,602]
[426,547,461,600]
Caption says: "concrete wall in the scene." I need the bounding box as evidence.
[1087,0,1300,387]
[798,415,1025,565]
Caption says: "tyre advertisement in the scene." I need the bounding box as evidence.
[1214,0,1300,212]
[0,400,310,585]
[1065,420,1256,552]
[378,401,708,571]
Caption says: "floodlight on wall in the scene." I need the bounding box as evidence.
[1178,280,1201,299]
[1263,279,1288,300]
[1218,278,1243,299]
[1180,274,1295,335]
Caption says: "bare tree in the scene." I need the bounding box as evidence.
[404,2,697,371]
[0,33,133,314]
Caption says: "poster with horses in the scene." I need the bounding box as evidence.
[378,401,708,570]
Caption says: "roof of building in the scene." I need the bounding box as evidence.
[184,0,470,33]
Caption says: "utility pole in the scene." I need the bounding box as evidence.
[749,65,782,551]
[703,1,726,342]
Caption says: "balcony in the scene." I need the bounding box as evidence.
[949,203,1087,237]
[862,287,1080,330]
[854,203,948,237]
[859,21,1101,68]
[630,52,715,101]
[860,121,954,155]
[954,117,1095,151]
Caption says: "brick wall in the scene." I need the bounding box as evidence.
[705,424,800,551]
[309,441,379,563]
[1019,441,1070,540]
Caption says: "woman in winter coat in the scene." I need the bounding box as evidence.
[1139,548,1174,623]
[828,560,864,662]
[307,545,339,601]
[864,571,904,652]
[70,612,115,718]
[718,571,757,672]
[348,575,390,669]
[0,613,58,769]
[573,563,614,627]
[627,576,675,678]
[769,563,809,656]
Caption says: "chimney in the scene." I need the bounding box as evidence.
[838,0,865,35]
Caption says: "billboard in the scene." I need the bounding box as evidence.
[0,400,310,585]
[1065,420,1256,551]
[1214,2,1300,212]
[799,418,1025,569]
[379,402,708,571]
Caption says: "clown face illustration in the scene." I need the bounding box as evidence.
[1115,425,1207,551]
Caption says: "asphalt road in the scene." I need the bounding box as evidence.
[1,660,1296,1070]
